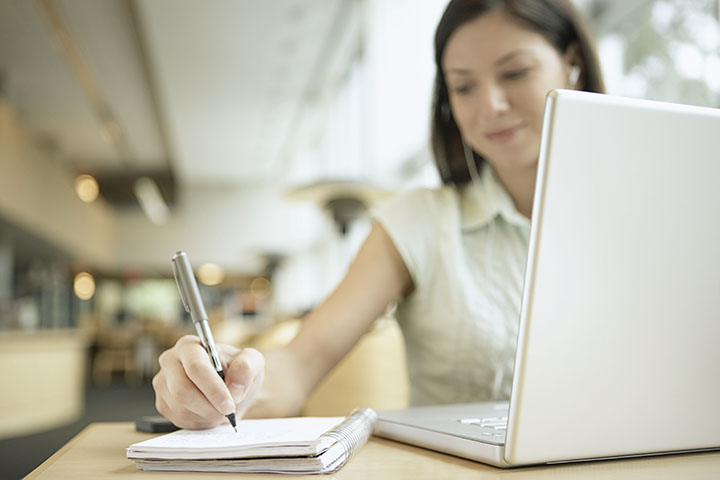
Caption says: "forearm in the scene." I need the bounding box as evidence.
[287,223,412,396]
[287,284,392,394]
[245,223,411,418]
[244,298,390,419]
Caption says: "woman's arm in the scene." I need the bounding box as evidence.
[153,222,412,427]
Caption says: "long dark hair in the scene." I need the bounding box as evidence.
[431,0,606,185]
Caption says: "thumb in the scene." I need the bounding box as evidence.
[216,343,242,365]
[225,347,264,404]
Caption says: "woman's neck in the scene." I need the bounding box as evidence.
[491,163,538,219]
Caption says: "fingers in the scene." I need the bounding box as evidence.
[164,352,227,417]
[178,347,235,415]
[154,380,224,430]
[151,335,267,429]
[152,335,239,429]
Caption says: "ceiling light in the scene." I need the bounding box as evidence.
[73,272,96,300]
[133,176,169,225]
[198,263,225,286]
[75,174,99,203]
[250,277,271,299]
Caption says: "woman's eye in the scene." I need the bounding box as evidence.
[502,68,530,80]
[452,84,473,95]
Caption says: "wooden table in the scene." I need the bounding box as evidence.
[26,422,720,479]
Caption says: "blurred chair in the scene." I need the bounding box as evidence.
[92,324,141,386]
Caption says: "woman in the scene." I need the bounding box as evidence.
[152,0,605,429]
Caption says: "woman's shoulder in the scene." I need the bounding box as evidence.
[371,185,460,288]
[376,185,459,217]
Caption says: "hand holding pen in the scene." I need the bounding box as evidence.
[151,251,266,431]
[171,251,238,431]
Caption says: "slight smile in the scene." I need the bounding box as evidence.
[485,124,525,143]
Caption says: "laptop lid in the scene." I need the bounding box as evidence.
[505,90,720,465]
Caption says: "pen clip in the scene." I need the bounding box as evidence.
[171,257,191,314]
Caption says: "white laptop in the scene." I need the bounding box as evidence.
[375,89,720,467]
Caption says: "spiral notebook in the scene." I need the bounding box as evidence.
[126,408,377,474]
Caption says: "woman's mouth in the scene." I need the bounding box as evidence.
[485,124,524,143]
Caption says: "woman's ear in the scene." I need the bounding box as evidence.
[568,65,581,89]
[564,43,584,89]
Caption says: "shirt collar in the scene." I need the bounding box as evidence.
[460,164,531,232]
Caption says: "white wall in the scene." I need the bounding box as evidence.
[0,99,116,268]
[362,0,449,180]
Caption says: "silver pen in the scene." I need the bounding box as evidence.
[171,251,237,432]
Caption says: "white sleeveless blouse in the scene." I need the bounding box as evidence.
[372,166,531,406]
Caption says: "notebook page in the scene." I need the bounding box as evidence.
[128,417,344,459]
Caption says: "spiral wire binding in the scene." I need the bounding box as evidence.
[320,408,378,472]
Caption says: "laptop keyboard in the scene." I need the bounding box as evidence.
[459,416,508,438]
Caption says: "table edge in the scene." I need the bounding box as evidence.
[24,422,118,479]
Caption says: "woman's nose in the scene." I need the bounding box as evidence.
[476,83,510,119]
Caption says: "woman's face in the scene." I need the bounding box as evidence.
[442,10,576,174]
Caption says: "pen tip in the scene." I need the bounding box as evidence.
[227,412,237,432]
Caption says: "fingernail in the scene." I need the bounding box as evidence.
[229,383,245,402]
[220,398,235,415]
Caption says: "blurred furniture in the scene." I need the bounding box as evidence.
[90,317,189,387]
[0,329,89,439]
[285,180,394,233]
[26,422,720,479]
[92,326,141,387]
[248,316,409,415]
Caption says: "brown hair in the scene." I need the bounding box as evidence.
[431,0,606,185]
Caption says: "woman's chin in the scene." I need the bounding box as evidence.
[487,152,539,173]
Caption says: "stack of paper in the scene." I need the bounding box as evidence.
[127,408,377,474]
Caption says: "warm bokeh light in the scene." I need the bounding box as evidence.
[250,277,271,299]
[74,174,99,203]
[73,272,96,300]
[197,263,225,286]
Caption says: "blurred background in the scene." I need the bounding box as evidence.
[0,0,718,478]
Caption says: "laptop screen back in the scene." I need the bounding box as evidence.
[505,90,720,464]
